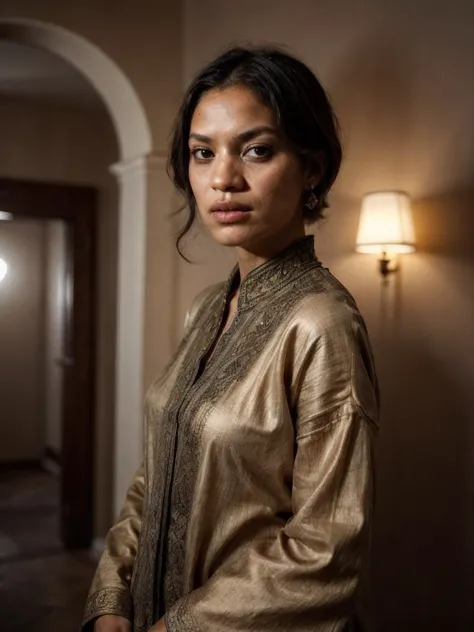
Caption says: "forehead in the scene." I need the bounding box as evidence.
[190,85,278,135]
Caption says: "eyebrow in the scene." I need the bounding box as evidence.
[189,125,278,143]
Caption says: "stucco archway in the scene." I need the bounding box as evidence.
[0,18,175,522]
[0,18,152,160]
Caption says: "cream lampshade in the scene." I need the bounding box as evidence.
[356,191,415,276]
[0,211,13,221]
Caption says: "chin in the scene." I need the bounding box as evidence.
[208,225,255,248]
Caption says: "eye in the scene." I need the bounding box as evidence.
[191,147,213,160]
[245,145,273,160]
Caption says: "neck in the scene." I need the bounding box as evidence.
[235,227,306,282]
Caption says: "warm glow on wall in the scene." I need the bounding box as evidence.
[356,191,416,276]
[0,258,7,283]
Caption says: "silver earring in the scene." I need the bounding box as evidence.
[305,188,318,211]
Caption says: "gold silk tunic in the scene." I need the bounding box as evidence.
[83,236,379,632]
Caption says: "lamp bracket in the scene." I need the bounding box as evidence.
[378,253,398,277]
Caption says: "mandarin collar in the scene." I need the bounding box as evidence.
[224,235,320,310]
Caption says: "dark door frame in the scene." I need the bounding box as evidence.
[0,177,97,548]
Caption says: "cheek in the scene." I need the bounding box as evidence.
[188,169,211,224]
[255,164,304,208]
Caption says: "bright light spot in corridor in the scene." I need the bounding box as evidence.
[0,258,7,283]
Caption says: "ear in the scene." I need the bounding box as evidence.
[304,151,325,190]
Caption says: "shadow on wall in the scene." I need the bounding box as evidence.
[370,190,474,632]
[328,28,418,197]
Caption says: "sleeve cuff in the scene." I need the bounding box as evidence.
[82,586,133,629]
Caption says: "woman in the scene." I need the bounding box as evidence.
[84,46,379,632]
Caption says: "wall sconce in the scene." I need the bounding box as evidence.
[356,191,415,277]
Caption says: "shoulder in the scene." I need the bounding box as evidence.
[293,267,364,338]
[183,282,225,331]
[291,268,379,424]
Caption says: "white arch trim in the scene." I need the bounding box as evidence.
[0,17,152,160]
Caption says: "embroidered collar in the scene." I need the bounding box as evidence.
[224,235,320,310]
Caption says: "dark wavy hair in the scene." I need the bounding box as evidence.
[168,46,342,258]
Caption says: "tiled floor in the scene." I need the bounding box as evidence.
[0,466,96,632]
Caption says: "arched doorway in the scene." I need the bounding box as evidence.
[0,19,152,158]
[0,18,165,544]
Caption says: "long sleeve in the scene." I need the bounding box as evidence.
[81,284,222,630]
[165,300,379,632]
[82,462,145,628]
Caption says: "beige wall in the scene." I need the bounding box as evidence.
[0,220,46,461]
[182,1,474,629]
[43,220,67,455]
[0,95,119,536]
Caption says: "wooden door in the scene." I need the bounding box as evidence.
[0,177,97,548]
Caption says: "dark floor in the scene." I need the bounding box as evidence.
[0,466,96,632]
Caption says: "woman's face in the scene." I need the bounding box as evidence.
[188,85,312,253]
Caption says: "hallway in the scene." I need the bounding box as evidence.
[0,466,96,631]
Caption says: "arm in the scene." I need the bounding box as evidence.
[82,462,145,629]
[165,304,379,632]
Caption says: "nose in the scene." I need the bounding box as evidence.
[211,154,244,192]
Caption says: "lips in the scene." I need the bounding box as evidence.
[209,200,252,224]
[210,201,252,213]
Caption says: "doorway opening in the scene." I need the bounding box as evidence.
[0,178,100,630]
[0,178,97,548]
